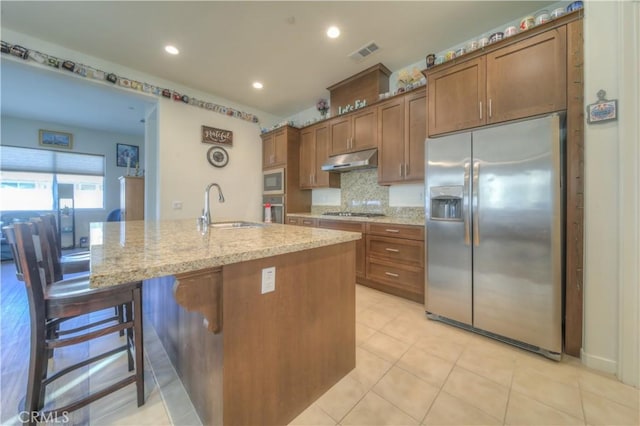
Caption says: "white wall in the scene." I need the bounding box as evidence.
[155,99,263,223]
[583,0,639,386]
[2,29,282,226]
[0,115,144,244]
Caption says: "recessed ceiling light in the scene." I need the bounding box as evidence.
[327,26,340,39]
[164,45,179,55]
[253,82,264,89]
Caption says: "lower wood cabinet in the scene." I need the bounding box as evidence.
[365,223,424,302]
[287,216,425,302]
[317,219,366,280]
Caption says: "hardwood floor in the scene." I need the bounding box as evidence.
[0,261,174,425]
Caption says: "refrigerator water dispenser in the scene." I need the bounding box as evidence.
[430,186,463,220]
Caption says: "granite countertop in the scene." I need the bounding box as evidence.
[89,219,361,288]
[287,213,425,226]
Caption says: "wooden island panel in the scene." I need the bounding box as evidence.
[144,241,356,426]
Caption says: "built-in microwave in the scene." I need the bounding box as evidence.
[263,168,285,195]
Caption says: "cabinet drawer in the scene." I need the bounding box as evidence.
[366,258,423,294]
[287,216,317,227]
[317,219,365,233]
[287,217,301,225]
[300,218,317,227]
[367,235,424,267]
[367,223,424,240]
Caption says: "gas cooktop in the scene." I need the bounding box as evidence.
[322,212,386,218]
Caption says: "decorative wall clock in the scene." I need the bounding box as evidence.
[207,146,229,168]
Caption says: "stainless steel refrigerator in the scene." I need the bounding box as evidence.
[425,114,564,359]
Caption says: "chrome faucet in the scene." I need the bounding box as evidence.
[202,183,225,225]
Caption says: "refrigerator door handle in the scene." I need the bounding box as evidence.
[472,161,480,246]
[464,161,471,246]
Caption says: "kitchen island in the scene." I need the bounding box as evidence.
[89,219,361,425]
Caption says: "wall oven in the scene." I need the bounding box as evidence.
[263,195,284,224]
[263,168,285,195]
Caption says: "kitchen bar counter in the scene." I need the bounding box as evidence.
[89,219,360,288]
[90,219,360,425]
[287,212,425,226]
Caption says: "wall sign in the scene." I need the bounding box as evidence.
[202,125,233,145]
[337,99,367,115]
[586,90,618,124]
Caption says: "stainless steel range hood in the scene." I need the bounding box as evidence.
[321,148,378,172]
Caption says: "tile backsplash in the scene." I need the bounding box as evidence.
[311,169,424,219]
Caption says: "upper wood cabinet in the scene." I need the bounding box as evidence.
[329,108,377,155]
[299,123,340,189]
[486,27,567,124]
[428,57,486,136]
[378,89,426,185]
[262,127,289,169]
[427,26,567,137]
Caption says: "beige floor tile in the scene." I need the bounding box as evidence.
[356,322,377,346]
[380,316,431,345]
[288,403,337,426]
[341,391,419,426]
[456,344,516,387]
[316,374,369,422]
[442,366,509,421]
[515,351,581,388]
[349,347,393,389]
[373,366,440,422]
[511,368,584,420]
[356,307,397,330]
[505,390,585,425]
[422,391,502,425]
[430,327,475,349]
[412,334,466,364]
[361,332,411,363]
[581,389,640,426]
[579,369,640,410]
[397,346,454,388]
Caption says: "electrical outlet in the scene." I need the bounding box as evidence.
[172,201,183,210]
[261,266,276,294]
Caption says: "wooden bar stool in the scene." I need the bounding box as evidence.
[41,214,90,277]
[3,221,144,425]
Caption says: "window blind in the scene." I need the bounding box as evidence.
[0,146,105,176]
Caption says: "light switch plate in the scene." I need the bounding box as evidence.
[261,266,276,294]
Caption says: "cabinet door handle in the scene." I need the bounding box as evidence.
[399,164,403,177]
[489,99,492,119]
[385,229,400,233]
[479,101,483,120]
[385,248,400,253]
[385,272,399,278]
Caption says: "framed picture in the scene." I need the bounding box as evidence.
[39,129,73,149]
[116,143,140,168]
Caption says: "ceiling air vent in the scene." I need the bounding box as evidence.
[349,41,380,61]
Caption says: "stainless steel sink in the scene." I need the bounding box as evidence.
[209,221,265,229]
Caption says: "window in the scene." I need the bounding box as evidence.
[0,146,105,211]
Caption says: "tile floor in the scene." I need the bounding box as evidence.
[289,285,640,426]
[2,279,638,425]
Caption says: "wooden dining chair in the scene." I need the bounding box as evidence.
[3,221,144,424]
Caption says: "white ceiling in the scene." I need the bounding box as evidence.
[1,1,555,134]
